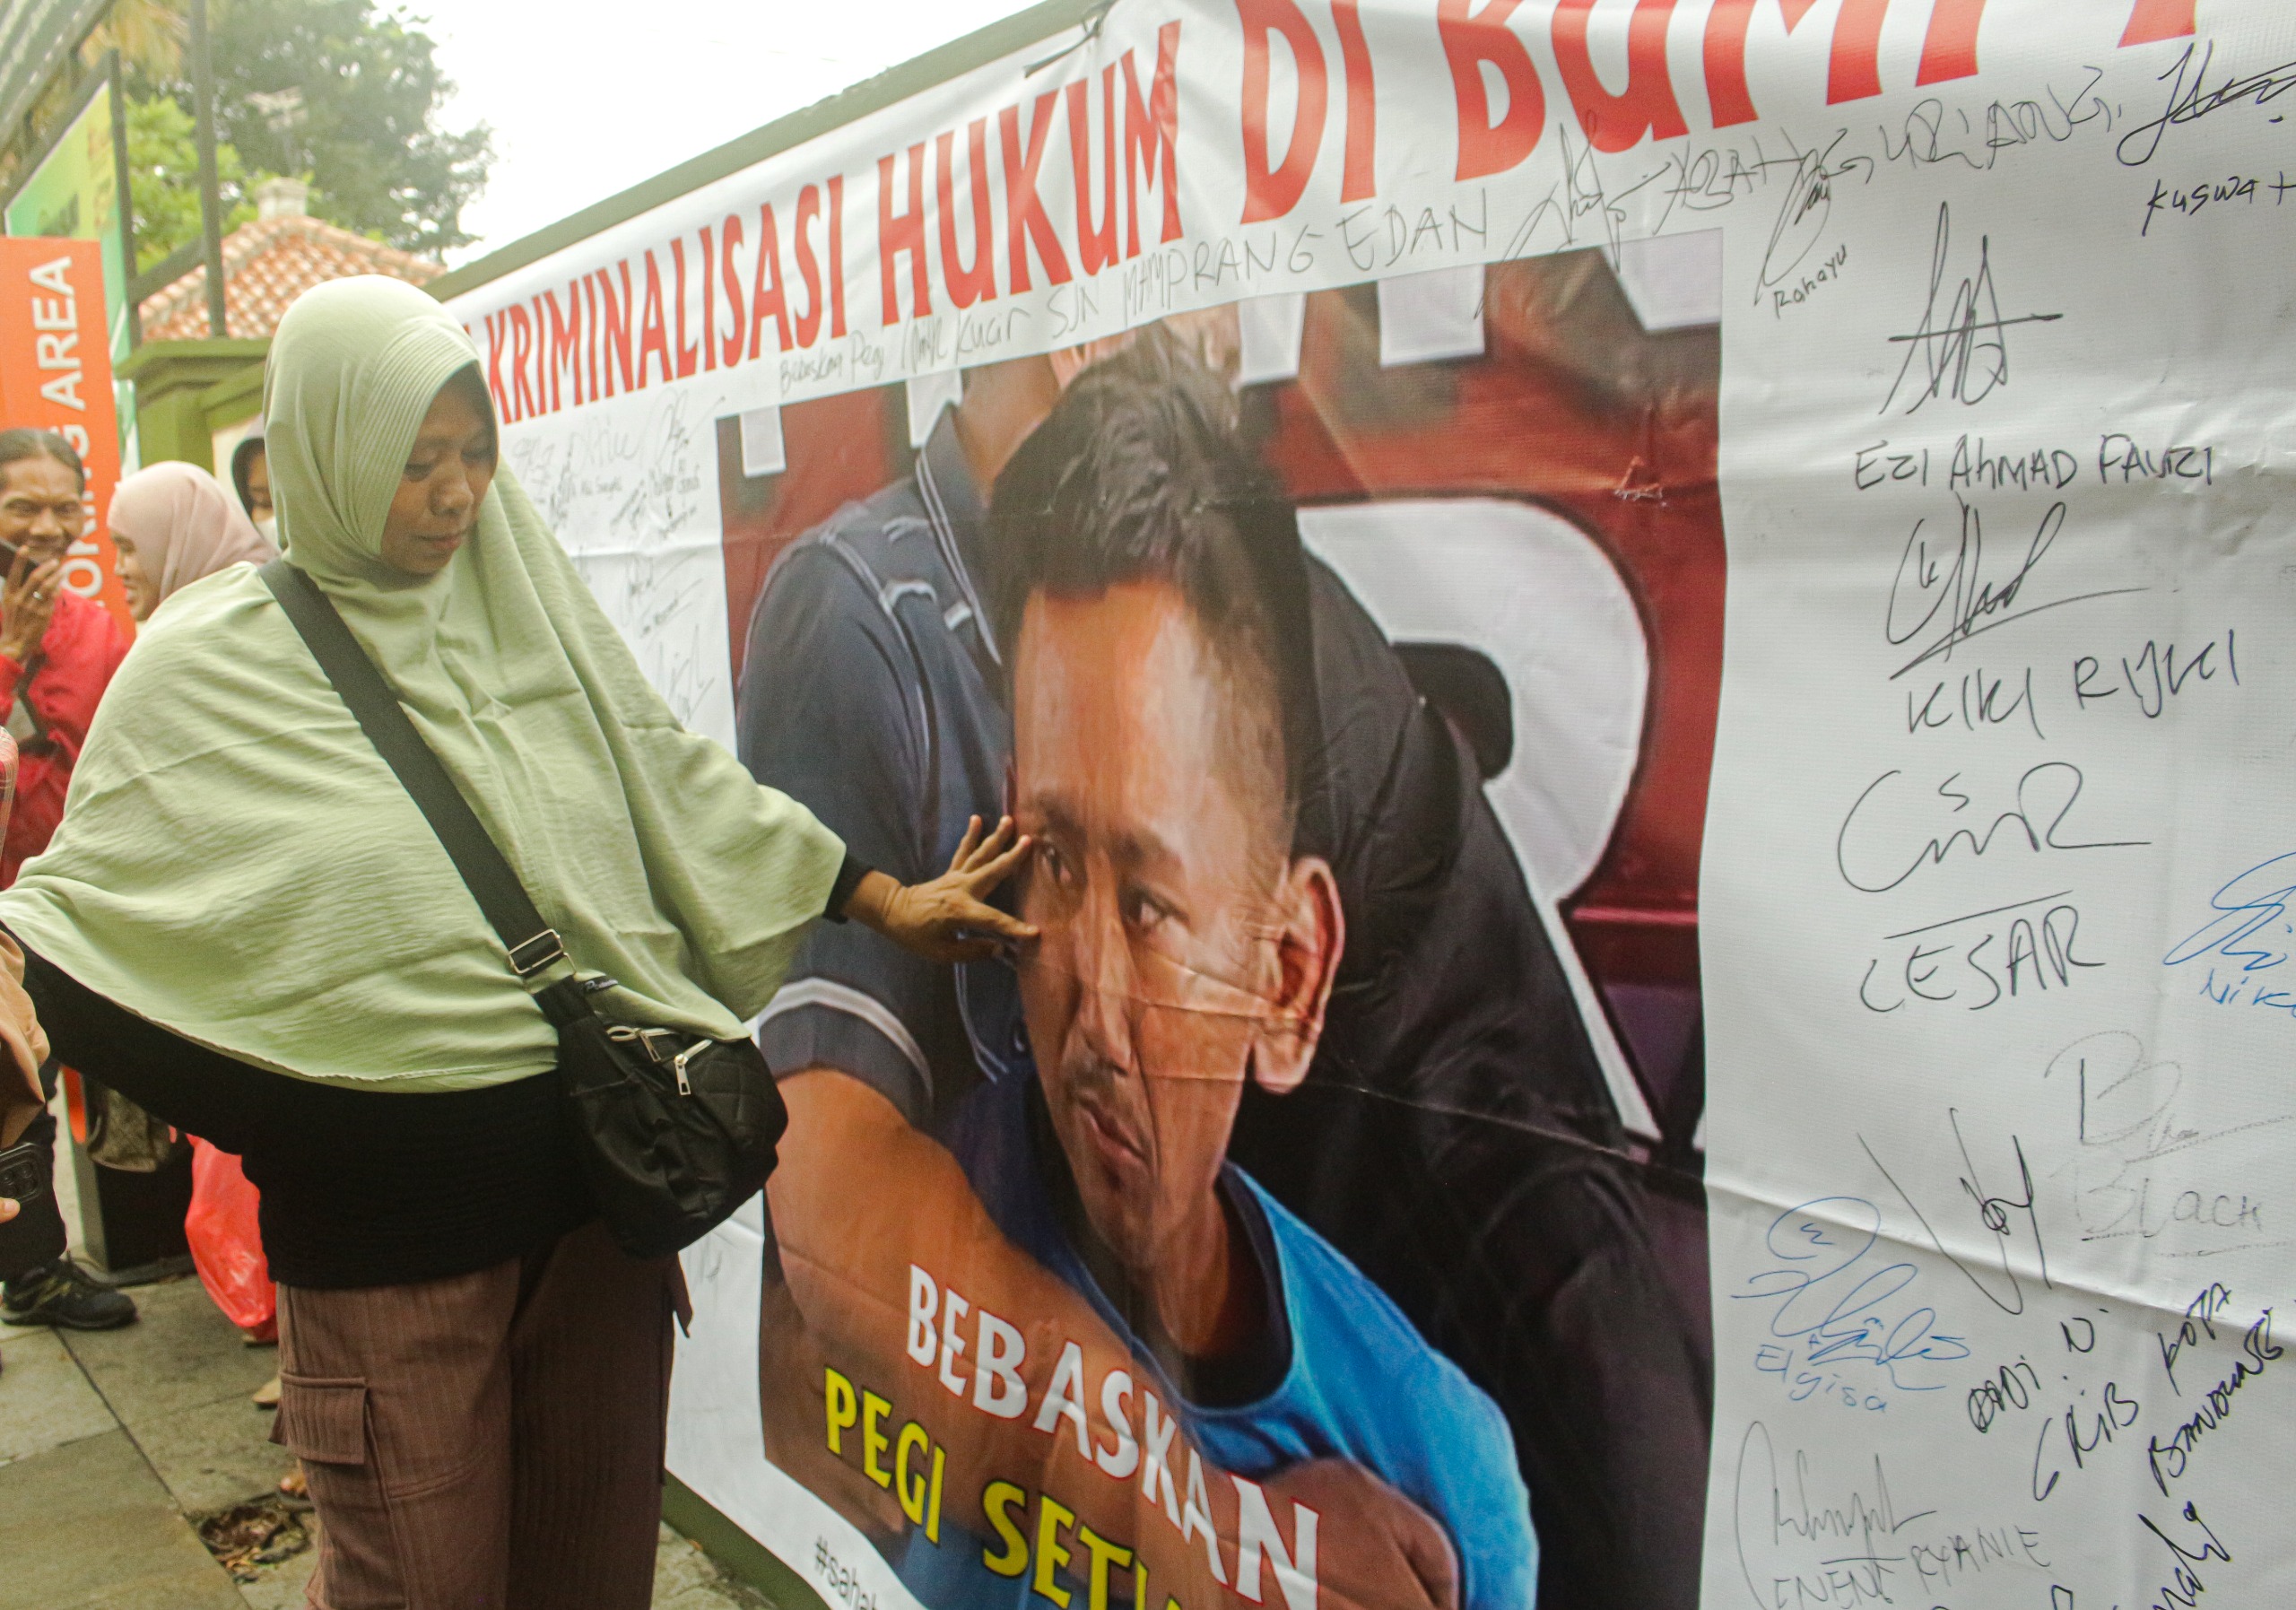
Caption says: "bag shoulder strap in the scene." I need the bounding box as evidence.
[259,558,568,982]
[11,650,62,759]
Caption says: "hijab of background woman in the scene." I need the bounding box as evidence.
[108,462,276,621]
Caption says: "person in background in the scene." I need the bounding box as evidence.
[0,950,48,1303]
[230,431,275,541]
[0,937,52,1195]
[109,461,277,623]
[0,431,132,889]
[0,430,134,1335]
[0,278,1027,1610]
[0,723,65,1375]
[108,460,283,1405]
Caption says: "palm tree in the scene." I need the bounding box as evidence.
[83,0,187,83]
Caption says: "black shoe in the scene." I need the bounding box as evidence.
[2,1258,138,1330]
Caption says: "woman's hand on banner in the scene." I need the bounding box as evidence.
[847,815,1037,963]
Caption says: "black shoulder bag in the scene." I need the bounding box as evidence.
[259,559,786,1259]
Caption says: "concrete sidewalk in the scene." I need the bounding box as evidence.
[0,1106,781,1609]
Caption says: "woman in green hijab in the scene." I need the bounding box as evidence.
[0,277,1031,1607]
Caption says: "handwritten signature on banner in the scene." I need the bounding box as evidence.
[2041,1031,2286,1255]
[1736,1194,1971,1410]
[1881,204,2064,416]
[1882,498,2150,683]
[506,394,719,730]
[2162,852,2296,1021]
[1952,1282,2275,1517]
[1737,1237,2280,1606]
[1857,890,2103,1017]
[1709,28,2296,1610]
[1731,1421,2057,1609]
[1835,762,2147,896]
[507,392,709,553]
[1495,60,2118,283]
[1484,35,2290,325]
[606,550,715,729]
[1739,1105,2068,1415]
[2115,41,2296,169]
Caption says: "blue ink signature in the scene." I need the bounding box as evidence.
[2163,851,2296,977]
[1735,1198,1970,1392]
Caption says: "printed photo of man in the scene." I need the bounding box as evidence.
[738,299,1710,1607]
[942,350,1538,1609]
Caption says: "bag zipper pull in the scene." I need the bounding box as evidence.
[671,1042,701,1097]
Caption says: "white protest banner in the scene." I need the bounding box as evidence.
[444,4,2296,1606]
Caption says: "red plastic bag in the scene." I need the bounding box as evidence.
[186,1137,276,1340]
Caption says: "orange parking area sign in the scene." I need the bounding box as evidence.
[0,238,132,634]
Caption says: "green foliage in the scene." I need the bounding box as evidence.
[83,0,188,83]
[132,0,491,257]
[125,94,257,266]
[208,0,491,254]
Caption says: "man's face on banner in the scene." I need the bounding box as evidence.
[1010,580,1342,1279]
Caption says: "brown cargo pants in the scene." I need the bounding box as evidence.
[272,1220,685,1609]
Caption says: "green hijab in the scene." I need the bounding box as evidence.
[0,277,843,1090]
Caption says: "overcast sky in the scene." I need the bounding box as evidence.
[421,0,1040,265]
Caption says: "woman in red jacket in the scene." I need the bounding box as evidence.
[0,431,130,889]
[0,430,134,1334]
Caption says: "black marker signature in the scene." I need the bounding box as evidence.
[1836,763,2148,895]
[1882,70,2114,173]
[1861,1113,2050,1317]
[1734,1423,1935,1610]
[1886,498,2147,680]
[2118,41,2296,169]
[1882,204,2063,414]
[1493,123,1665,268]
[1756,130,1871,305]
[2133,1501,2231,1610]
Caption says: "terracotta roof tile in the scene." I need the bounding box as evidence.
[139,214,444,342]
